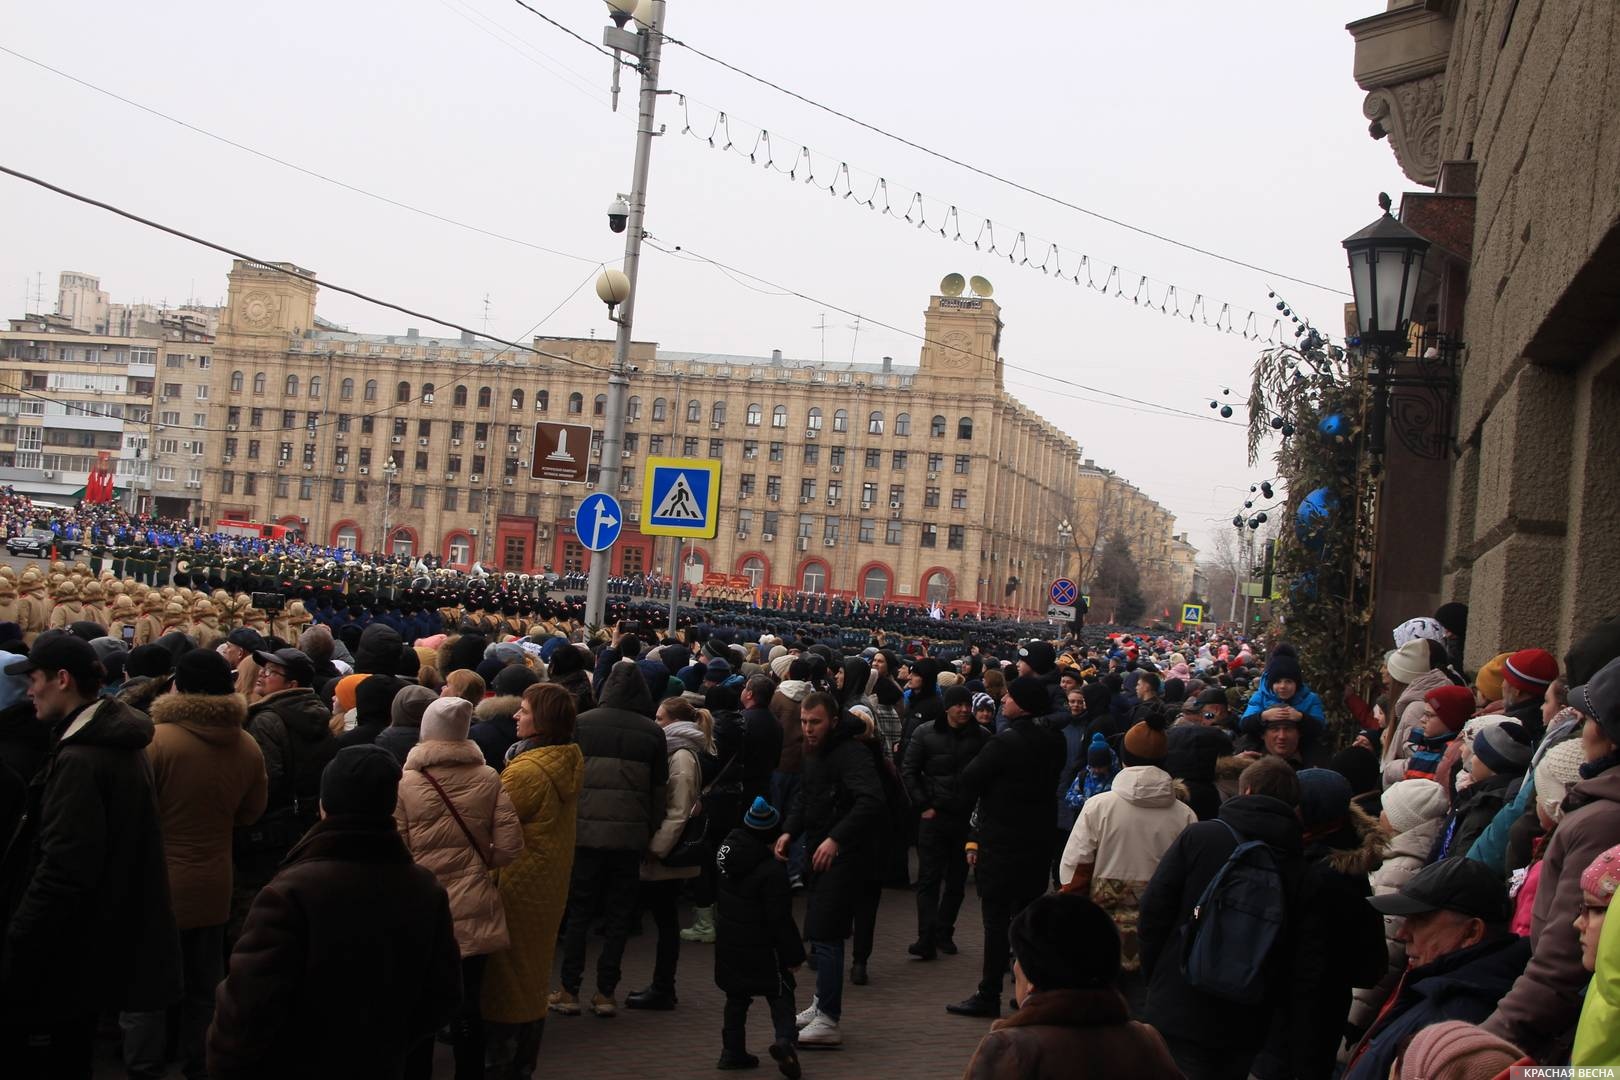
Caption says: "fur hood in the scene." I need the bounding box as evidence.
[474,695,521,725]
[151,690,249,739]
[403,738,487,771]
[1215,753,1253,783]
[1321,802,1387,876]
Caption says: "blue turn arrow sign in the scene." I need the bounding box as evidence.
[575,492,624,552]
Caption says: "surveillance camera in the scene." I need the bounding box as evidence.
[607,194,630,234]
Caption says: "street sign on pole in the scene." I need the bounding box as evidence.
[1050,578,1079,607]
[1046,603,1077,621]
[1182,603,1204,625]
[640,457,721,539]
[574,493,623,552]
[531,422,594,483]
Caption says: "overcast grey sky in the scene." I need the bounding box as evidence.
[0,0,1407,557]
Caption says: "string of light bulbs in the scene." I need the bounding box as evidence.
[672,96,1296,344]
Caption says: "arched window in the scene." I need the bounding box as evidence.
[895,412,911,436]
[686,399,701,423]
[833,409,848,433]
[772,405,788,429]
[387,528,413,557]
[477,386,492,409]
[930,414,947,437]
[446,534,470,566]
[453,385,468,407]
[334,524,359,550]
[395,381,411,404]
[862,565,890,600]
[958,416,974,440]
[807,407,823,431]
[712,401,726,425]
[746,403,762,426]
[925,570,952,604]
[536,389,549,412]
[628,396,641,420]
[309,376,323,399]
[740,556,766,588]
[229,370,244,393]
[802,561,827,593]
[511,388,523,411]
[253,372,266,395]
[594,394,607,417]
[339,378,354,401]
[868,410,884,434]
[284,374,299,397]
[568,392,583,414]
[652,397,667,421]
[364,380,378,402]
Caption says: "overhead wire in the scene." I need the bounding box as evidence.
[505,2,1350,297]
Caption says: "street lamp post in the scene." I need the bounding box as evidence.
[1342,193,1431,465]
[380,457,399,556]
[586,0,666,629]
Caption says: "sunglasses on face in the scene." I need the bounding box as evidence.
[1201,711,1219,720]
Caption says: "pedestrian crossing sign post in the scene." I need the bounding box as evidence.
[641,457,722,539]
[1181,603,1204,625]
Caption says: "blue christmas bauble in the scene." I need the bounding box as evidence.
[1294,487,1338,551]
[1317,413,1348,439]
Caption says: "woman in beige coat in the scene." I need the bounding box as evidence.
[395,696,524,1080]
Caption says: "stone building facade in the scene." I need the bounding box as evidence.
[1348,0,1620,664]
[201,260,1179,614]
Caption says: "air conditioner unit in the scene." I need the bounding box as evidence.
[761,532,774,542]
[744,451,757,460]
[928,471,938,480]
[824,538,836,547]
[186,481,201,489]
[736,530,747,539]
[768,493,779,502]
[504,477,514,486]
[827,497,839,506]
[223,455,234,464]
[226,424,237,431]
[475,441,486,449]
[537,526,550,540]
[335,431,345,440]
[336,465,347,473]
[799,497,810,504]
[711,422,722,430]
[42,470,57,480]
[797,537,808,551]
[891,510,902,520]
[507,443,519,453]
[390,436,402,444]
[451,438,461,446]
[302,463,313,471]
[418,437,429,446]
[586,482,596,490]
[469,474,481,482]
[739,492,751,500]
[591,447,601,458]
[627,508,639,521]
[889,500,901,509]
[277,459,288,468]
[831,465,841,474]
[805,429,816,440]
[359,466,370,475]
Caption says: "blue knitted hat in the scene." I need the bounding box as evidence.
[744,796,780,832]
[1086,731,1113,767]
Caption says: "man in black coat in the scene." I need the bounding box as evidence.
[207,745,462,1078]
[731,674,786,808]
[1137,756,1304,1080]
[776,691,884,1049]
[902,684,990,960]
[0,635,181,1075]
[943,675,1065,1018]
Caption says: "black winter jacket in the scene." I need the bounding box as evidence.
[901,715,990,817]
[947,714,1065,900]
[713,826,804,997]
[245,688,338,815]
[573,661,668,851]
[2,696,181,1020]
[718,706,783,806]
[1138,794,1304,1060]
[207,815,461,1079]
[783,715,886,940]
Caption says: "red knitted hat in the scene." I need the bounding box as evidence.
[1502,648,1558,695]
[1424,685,1476,733]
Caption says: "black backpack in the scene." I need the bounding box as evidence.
[1179,819,1286,1004]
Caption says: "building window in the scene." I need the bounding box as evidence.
[340,379,354,401]
[802,562,826,593]
[364,380,377,402]
[895,412,911,436]
[687,399,701,423]
[537,389,549,412]
[951,488,967,509]
[741,557,765,588]
[926,570,952,601]
[396,381,411,404]
[562,540,585,574]
[865,448,881,469]
[823,518,839,544]
[331,479,345,502]
[627,396,640,420]
[683,437,698,456]
[746,403,762,426]
[738,509,753,535]
[335,525,358,549]
[863,565,890,599]
[594,394,607,417]
[766,476,781,500]
[888,484,904,507]
[833,409,848,433]
[708,439,723,458]
[308,376,321,399]
[569,393,583,414]
[763,510,779,536]
[652,397,667,421]
[511,389,524,411]
[885,519,902,545]
[954,454,970,475]
[772,405,787,429]
[650,435,664,454]
[411,485,426,509]
[958,416,974,440]
[799,478,816,501]
[947,525,965,550]
[230,371,244,393]
[739,474,756,497]
[859,518,875,542]
[442,487,458,511]
[299,478,313,500]
[803,444,819,466]
[447,535,470,564]
[931,414,946,437]
[712,401,726,425]
[807,407,823,431]
[770,443,784,463]
[893,450,908,470]
[924,487,940,508]
[921,524,937,548]
[619,546,644,575]
[868,411,884,434]
[253,372,266,395]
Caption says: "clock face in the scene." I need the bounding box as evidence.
[941,330,974,367]
[240,290,276,330]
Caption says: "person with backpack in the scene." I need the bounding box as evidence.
[1137,756,1303,1080]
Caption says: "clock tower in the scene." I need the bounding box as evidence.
[917,287,1003,388]
[220,259,319,341]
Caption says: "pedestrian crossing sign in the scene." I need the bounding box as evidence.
[1182,603,1204,625]
[641,456,722,538]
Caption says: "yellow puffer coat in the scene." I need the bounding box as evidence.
[480,742,584,1024]
[1573,902,1620,1066]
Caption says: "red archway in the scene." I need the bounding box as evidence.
[442,530,475,571]
[794,557,832,593]
[920,565,956,602]
[734,551,772,589]
[855,560,896,603]
[329,519,363,551]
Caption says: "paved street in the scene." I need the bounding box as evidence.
[92,884,997,1078]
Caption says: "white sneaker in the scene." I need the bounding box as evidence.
[794,997,820,1030]
[798,1014,842,1049]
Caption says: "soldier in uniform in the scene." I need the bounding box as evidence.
[135,592,166,646]
[107,594,139,642]
[160,599,192,638]
[79,578,109,628]
[0,575,21,631]
[48,578,87,631]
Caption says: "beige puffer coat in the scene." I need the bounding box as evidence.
[395,739,525,957]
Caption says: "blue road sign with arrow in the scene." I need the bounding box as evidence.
[575,492,624,553]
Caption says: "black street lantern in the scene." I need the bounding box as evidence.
[1342,193,1433,465]
[1342,193,1430,354]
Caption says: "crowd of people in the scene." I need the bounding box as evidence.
[0,548,1617,1078]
